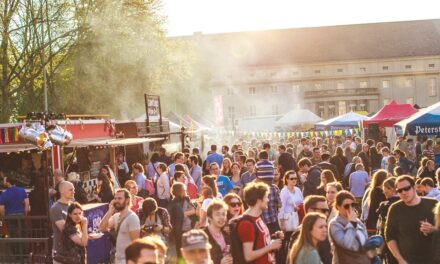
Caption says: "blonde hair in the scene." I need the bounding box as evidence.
[434,202,440,228]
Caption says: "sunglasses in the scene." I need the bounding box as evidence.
[229,202,242,208]
[289,177,298,181]
[311,208,330,214]
[342,203,356,210]
[396,185,412,193]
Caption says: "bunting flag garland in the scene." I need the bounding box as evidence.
[4,128,9,143]
[0,129,3,144]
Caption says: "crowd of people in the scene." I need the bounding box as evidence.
[2,134,440,263]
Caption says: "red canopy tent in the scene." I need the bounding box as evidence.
[362,100,417,127]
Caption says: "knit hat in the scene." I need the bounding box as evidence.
[255,160,275,180]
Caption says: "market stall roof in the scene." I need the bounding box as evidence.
[68,137,163,148]
[395,101,440,136]
[315,112,368,130]
[0,144,37,153]
[362,100,417,127]
[276,109,322,127]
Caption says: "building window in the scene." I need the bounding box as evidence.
[429,64,435,68]
[315,70,321,74]
[292,84,300,93]
[271,86,278,94]
[338,101,347,115]
[318,105,324,117]
[272,105,279,115]
[228,106,235,118]
[405,78,413,88]
[337,68,343,73]
[359,81,368,88]
[358,102,366,111]
[382,66,389,71]
[314,83,322,90]
[227,87,233,96]
[328,105,336,117]
[337,82,345,90]
[360,67,366,72]
[429,78,437,96]
[249,87,256,94]
[405,65,412,70]
[382,80,390,88]
[249,105,256,116]
[348,103,356,112]
[406,97,414,105]
[383,98,390,105]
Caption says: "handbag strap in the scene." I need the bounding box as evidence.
[116,212,131,236]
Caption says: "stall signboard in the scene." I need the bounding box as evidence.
[144,94,163,133]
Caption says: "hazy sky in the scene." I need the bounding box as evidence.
[163,0,440,36]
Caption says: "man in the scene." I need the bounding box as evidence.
[299,158,322,197]
[192,147,203,167]
[0,173,29,218]
[255,152,282,234]
[358,143,371,173]
[262,143,275,162]
[394,149,414,174]
[189,155,203,191]
[277,144,298,178]
[241,158,257,188]
[142,235,167,264]
[298,144,313,160]
[420,177,440,201]
[317,152,340,182]
[50,169,64,202]
[158,147,172,166]
[221,145,233,161]
[209,162,233,197]
[202,201,233,264]
[50,181,75,258]
[125,238,159,264]
[287,195,332,264]
[349,163,370,199]
[206,144,224,169]
[385,175,438,264]
[311,147,322,165]
[296,138,308,159]
[100,189,140,264]
[181,229,214,264]
[235,182,282,264]
[169,152,188,179]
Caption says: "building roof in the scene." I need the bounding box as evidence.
[188,19,440,66]
[363,100,418,127]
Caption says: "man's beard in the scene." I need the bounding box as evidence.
[114,202,127,212]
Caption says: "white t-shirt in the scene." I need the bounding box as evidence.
[110,211,140,263]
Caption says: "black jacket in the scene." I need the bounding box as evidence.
[203,227,231,264]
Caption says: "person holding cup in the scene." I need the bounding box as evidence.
[203,200,233,264]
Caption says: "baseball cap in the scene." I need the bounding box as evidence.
[181,230,211,251]
[255,160,275,180]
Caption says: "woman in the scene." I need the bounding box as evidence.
[365,170,387,231]
[376,177,399,264]
[223,192,243,222]
[229,162,242,194]
[221,158,233,177]
[100,165,120,189]
[280,170,304,236]
[326,182,343,222]
[288,213,328,264]
[387,156,397,175]
[316,170,335,196]
[168,182,196,258]
[94,173,114,203]
[124,180,143,213]
[330,146,348,178]
[139,198,172,243]
[418,159,436,182]
[329,191,370,264]
[131,163,148,198]
[432,202,440,264]
[56,202,88,264]
[202,175,222,199]
[197,186,215,228]
[156,163,170,208]
[369,146,383,171]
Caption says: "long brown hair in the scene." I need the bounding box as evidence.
[368,169,388,206]
[318,170,335,188]
[223,192,244,219]
[202,175,218,198]
[288,213,326,263]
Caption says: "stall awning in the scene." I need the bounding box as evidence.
[68,137,164,148]
[0,144,37,153]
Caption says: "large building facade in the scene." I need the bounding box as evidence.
[189,20,440,129]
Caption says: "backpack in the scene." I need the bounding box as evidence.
[229,215,259,264]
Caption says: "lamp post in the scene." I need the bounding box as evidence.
[180,126,185,152]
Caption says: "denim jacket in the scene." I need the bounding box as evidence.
[329,214,370,264]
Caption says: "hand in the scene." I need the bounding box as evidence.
[348,208,357,222]
[220,254,233,264]
[270,239,282,251]
[273,231,284,240]
[80,217,88,226]
[153,224,163,232]
[420,220,436,235]
[223,225,231,235]
[108,200,116,213]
